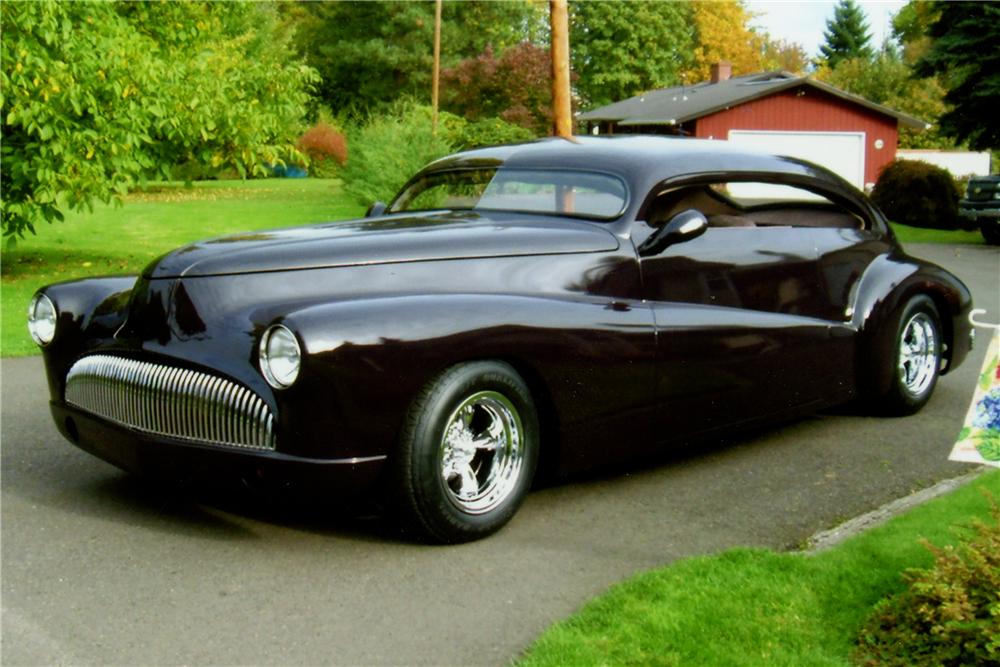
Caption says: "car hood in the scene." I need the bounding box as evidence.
[144,211,620,279]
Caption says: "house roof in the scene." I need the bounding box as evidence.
[578,71,928,130]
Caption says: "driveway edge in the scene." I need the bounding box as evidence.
[805,466,990,553]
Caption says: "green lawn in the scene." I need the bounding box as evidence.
[890,222,986,245]
[1,178,365,356]
[519,469,999,667]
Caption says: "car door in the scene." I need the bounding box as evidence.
[635,180,848,442]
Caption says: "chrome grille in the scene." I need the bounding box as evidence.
[65,354,276,451]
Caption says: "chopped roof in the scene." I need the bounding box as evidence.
[414,136,876,230]
[578,71,927,130]
[422,135,864,208]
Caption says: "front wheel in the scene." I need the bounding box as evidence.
[391,361,539,543]
[881,295,943,416]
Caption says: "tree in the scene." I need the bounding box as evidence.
[570,1,694,107]
[759,37,810,74]
[891,1,939,65]
[287,0,543,115]
[0,1,317,241]
[818,0,873,68]
[681,0,765,82]
[914,2,1000,150]
[815,50,951,149]
[441,43,554,134]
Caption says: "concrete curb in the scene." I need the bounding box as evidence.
[805,466,990,553]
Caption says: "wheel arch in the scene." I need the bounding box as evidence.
[490,354,561,483]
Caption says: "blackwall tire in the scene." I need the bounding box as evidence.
[980,222,1000,246]
[881,295,942,416]
[391,361,539,543]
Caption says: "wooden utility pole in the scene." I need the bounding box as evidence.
[549,0,572,138]
[431,0,442,135]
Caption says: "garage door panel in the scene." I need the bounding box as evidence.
[728,130,865,193]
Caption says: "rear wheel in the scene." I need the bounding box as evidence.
[881,295,942,415]
[980,222,1000,245]
[392,361,539,543]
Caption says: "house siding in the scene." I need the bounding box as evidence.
[693,86,899,186]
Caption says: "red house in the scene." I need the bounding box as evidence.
[578,63,927,191]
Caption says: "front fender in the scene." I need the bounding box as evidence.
[274,293,656,465]
[37,276,138,399]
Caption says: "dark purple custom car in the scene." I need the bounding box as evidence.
[30,137,974,542]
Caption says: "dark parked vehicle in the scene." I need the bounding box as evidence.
[958,174,1000,244]
[30,137,974,542]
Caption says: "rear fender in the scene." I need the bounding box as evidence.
[852,256,972,398]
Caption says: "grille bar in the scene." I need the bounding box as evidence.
[65,354,276,451]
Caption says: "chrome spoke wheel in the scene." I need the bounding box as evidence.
[394,360,538,542]
[439,391,524,515]
[897,311,938,398]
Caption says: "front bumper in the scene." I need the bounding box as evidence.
[52,402,386,495]
[958,202,1000,222]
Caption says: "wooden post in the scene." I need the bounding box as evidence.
[431,0,442,136]
[549,0,572,138]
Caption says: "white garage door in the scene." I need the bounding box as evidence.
[728,130,866,196]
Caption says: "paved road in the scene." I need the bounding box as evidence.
[2,243,998,666]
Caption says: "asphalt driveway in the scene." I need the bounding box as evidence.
[2,243,997,666]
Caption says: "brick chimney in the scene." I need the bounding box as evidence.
[710,61,732,84]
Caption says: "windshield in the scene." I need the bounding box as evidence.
[389,168,628,220]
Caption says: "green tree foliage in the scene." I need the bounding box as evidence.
[288,0,543,115]
[891,1,939,65]
[441,43,554,134]
[570,1,694,107]
[914,2,1000,151]
[816,49,952,149]
[760,37,810,74]
[452,118,535,151]
[1,1,316,242]
[818,0,873,69]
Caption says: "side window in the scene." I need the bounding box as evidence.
[645,181,866,230]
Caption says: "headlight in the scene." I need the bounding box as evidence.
[259,324,301,389]
[27,293,57,346]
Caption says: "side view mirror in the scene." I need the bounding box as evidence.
[366,201,388,218]
[637,209,708,257]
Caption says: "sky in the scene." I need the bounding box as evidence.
[746,1,907,59]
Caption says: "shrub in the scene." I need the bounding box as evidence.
[871,159,962,230]
[853,492,1000,667]
[297,121,348,179]
[450,117,536,151]
[341,101,455,206]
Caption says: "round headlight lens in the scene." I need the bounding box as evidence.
[27,293,57,346]
[259,324,301,389]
